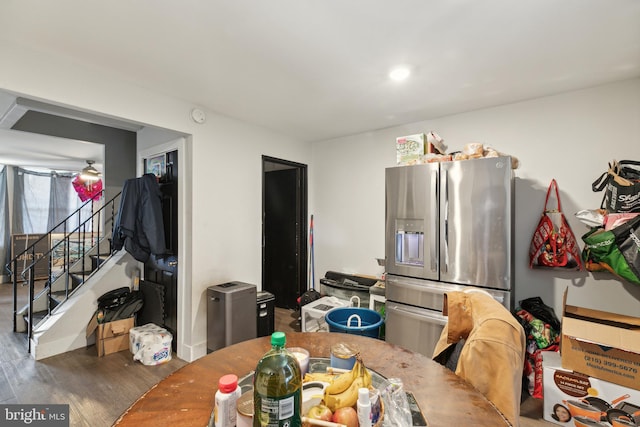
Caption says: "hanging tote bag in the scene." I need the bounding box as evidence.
[592,160,640,213]
[72,175,103,202]
[529,179,583,270]
[581,214,640,285]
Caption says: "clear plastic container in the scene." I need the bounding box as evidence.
[330,342,359,370]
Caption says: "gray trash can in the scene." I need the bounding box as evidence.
[207,281,257,353]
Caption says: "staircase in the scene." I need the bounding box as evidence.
[5,190,121,353]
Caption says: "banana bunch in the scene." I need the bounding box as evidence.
[323,356,372,412]
[303,372,337,383]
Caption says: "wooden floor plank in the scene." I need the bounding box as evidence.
[0,362,16,402]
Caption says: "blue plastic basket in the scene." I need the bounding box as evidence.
[325,307,383,338]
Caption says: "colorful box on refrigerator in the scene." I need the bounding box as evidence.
[396,134,426,164]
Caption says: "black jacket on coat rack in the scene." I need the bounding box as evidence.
[113,173,167,262]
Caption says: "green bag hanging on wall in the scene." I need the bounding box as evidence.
[581,215,640,285]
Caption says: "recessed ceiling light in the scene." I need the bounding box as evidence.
[389,66,410,81]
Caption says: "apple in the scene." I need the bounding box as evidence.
[304,404,332,426]
[332,406,358,427]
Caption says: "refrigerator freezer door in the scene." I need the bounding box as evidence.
[385,275,511,356]
[385,274,509,311]
[385,163,439,280]
[385,301,447,357]
[439,157,513,290]
[386,275,451,311]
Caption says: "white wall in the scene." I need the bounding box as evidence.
[186,114,311,358]
[1,42,312,361]
[311,78,640,318]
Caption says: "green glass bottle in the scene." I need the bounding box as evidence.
[253,332,302,427]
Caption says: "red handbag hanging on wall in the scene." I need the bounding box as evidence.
[529,179,583,270]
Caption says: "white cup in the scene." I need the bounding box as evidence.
[236,411,252,427]
[289,347,310,376]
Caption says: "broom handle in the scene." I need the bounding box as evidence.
[310,214,315,290]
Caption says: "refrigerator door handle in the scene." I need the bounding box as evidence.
[388,302,448,326]
[430,168,438,272]
[443,168,449,273]
[463,288,506,305]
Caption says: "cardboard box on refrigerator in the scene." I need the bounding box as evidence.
[396,132,448,165]
[543,351,640,426]
[396,133,427,164]
[560,289,640,391]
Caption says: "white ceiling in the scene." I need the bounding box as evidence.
[0,128,103,173]
[1,0,639,149]
[0,90,105,172]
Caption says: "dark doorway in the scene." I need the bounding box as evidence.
[143,149,178,351]
[262,156,307,309]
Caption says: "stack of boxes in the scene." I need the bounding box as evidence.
[543,289,640,426]
[86,311,173,364]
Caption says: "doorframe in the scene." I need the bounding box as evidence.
[261,156,308,308]
[138,136,192,361]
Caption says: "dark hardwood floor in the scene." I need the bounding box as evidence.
[274,306,301,333]
[1,283,545,426]
[0,282,300,427]
[0,282,188,426]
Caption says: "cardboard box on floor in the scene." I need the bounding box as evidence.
[86,312,135,357]
[560,288,640,391]
[543,351,640,426]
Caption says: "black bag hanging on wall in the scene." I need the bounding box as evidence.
[592,160,640,213]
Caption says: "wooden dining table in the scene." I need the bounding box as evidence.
[114,332,508,426]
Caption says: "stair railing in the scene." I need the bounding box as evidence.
[4,190,121,352]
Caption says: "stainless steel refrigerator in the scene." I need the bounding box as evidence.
[384,156,514,357]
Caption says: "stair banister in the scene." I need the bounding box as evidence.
[4,190,122,353]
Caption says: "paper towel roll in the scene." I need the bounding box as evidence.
[129,323,173,365]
